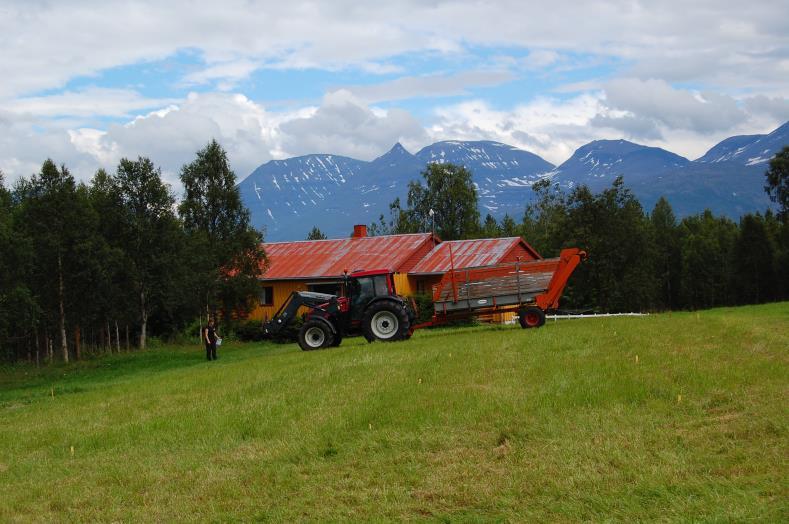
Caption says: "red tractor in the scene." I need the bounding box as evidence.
[263,248,586,352]
[263,270,415,351]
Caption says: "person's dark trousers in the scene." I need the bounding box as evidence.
[206,342,217,361]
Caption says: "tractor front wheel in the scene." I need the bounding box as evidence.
[298,320,335,350]
[362,301,411,342]
[518,306,546,329]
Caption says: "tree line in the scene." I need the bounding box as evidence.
[0,141,265,363]
[368,149,789,312]
[2,142,786,362]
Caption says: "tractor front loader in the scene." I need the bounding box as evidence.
[263,270,415,351]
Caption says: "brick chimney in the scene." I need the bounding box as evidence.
[352,224,368,238]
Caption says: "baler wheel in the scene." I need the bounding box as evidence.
[518,307,546,329]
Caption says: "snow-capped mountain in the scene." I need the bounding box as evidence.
[239,140,556,240]
[352,143,422,203]
[416,140,552,175]
[239,122,788,241]
[238,153,368,237]
[549,128,786,217]
[696,121,789,166]
[551,140,690,192]
[636,121,789,216]
[695,134,765,164]
[415,141,555,215]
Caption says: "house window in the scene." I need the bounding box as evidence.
[259,286,274,306]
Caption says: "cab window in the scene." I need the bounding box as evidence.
[353,277,375,305]
[359,278,374,296]
[373,275,389,296]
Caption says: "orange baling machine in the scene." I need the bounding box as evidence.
[422,248,586,329]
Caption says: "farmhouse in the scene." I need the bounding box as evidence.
[248,224,541,321]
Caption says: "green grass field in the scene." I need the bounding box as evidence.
[1,304,787,522]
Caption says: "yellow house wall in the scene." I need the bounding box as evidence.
[247,280,308,322]
[396,274,443,298]
[393,273,414,296]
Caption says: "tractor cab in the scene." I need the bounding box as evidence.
[343,269,397,321]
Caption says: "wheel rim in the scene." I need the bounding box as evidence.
[371,311,399,339]
[304,326,325,347]
[526,312,540,326]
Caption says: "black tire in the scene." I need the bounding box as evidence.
[298,319,335,350]
[362,300,411,342]
[330,333,343,347]
[518,307,546,329]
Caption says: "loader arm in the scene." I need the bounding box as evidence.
[263,291,337,336]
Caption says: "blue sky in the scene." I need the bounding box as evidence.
[1,1,788,187]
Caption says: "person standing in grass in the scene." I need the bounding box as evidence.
[204,318,219,361]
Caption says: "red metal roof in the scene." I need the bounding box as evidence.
[408,237,540,275]
[261,233,437,280]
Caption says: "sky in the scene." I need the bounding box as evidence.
[1,0,788,189]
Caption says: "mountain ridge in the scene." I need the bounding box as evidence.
[552,139,690,192]
[239,122,787,241]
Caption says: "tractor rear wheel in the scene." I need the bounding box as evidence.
[298,320,335,350]
[362,300,411,342]
[518,306,546,329]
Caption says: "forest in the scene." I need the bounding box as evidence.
[0,141,265,363]
[369,148,789,313]
[1,143,787,362]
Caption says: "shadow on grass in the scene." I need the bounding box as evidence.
[0,341,289,406]
[1,322,539,406]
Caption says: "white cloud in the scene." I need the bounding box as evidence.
[2,83,788,190]
[1,1,788,98]
[598,78,748,135]
[590,114,663,141]
[0,0,786,180]
[343,70,515,104]
[181,59,260,90]
[0,93,282,188]
[522,50,560,70]
[277,90,429,159]
[73,92,281,187]
[429,84,789,163]
[0,111,102,182]
[0,90,429,187]
[428,95,606,165]
[585,79,789,157]
[7,88,178,118]
[744,95,789,121]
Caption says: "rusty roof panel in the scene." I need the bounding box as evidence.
[408,237,525,274]
[261,233,436,280]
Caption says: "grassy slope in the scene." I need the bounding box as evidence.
[0,304,787,522]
